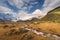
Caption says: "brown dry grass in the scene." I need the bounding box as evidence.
[0,22,60,40]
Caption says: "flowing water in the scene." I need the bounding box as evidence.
[21,24,60,40]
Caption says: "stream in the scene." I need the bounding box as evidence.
[21,24,60,40]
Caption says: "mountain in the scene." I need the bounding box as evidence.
[0,13,15,22]
[37,6,60,23]
[48,6,60,13]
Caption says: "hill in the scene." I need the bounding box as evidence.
[32,6,60,23]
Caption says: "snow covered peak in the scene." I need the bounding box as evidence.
[32,9,43,14]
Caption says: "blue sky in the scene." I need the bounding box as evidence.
[3,0,44,13]
[27,0,44,13]
[4,0,20,12]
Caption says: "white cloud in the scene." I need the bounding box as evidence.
[13,9,44,21]
[0,6,13,14]
[42,0,60,14]
[7,0,38,11]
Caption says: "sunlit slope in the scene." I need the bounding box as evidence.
[31,7,60,23]
[38,7,60,23]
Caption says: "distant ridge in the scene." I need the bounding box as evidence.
[39,6,60,23]
[48,6,60,13]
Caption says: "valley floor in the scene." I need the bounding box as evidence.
[0,22,60,40]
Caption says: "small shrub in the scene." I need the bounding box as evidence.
[9,26,15,28]
[19,28,29,34]
[6,29,16,36]
[21,34,34,40]
[36,28,41,32]
[26,34,34,40]
[14,31,20,35]
[3,25,9,28]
